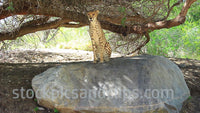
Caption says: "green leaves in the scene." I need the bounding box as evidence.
[6,2,15,11]
[34,107,59,112]
[146,19,200,60]
[34,98,37,102]
[188,96,192,100]
[121,17,127,27]
[34,107,39,112]
[54,108,59,113]
[119,7,127,27]
[119,6,126,13]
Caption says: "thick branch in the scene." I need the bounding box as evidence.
[144,0,197,31]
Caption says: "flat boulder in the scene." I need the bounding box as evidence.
[32,55,190,113]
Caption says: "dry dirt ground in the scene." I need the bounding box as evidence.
[0,49,199,113]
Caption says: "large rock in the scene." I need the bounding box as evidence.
[32,55,190,113]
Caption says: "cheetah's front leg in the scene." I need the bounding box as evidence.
[99,44,104,63]
[91,38,98,63]
[93,48,98,63]
[104,42,112,62]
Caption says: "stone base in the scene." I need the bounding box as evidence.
[32,55,190,113]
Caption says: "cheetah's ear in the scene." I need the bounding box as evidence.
[96,10,99,14]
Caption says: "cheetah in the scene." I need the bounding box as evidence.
[87,10,112,63]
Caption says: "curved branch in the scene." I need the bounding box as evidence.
[145,0,197,32]
[162,0,183,21]
[0,18,86,41]
[127,33,150,55]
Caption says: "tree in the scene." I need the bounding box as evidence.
[0,0,197,54]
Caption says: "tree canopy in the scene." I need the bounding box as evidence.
[0,0,197,53]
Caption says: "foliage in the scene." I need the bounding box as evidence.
[34,107,39,112]
[56,27,92,51]
[6,2,15,11]
[146,1,200,60]
[119,6,127,27]
[188,96,192,100]
[54,108,59,113]
[0,27,93,51]
[34,98,37,102]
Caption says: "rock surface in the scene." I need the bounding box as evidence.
[32,55,190,113]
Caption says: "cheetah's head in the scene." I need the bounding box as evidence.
[87,10,99,22]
